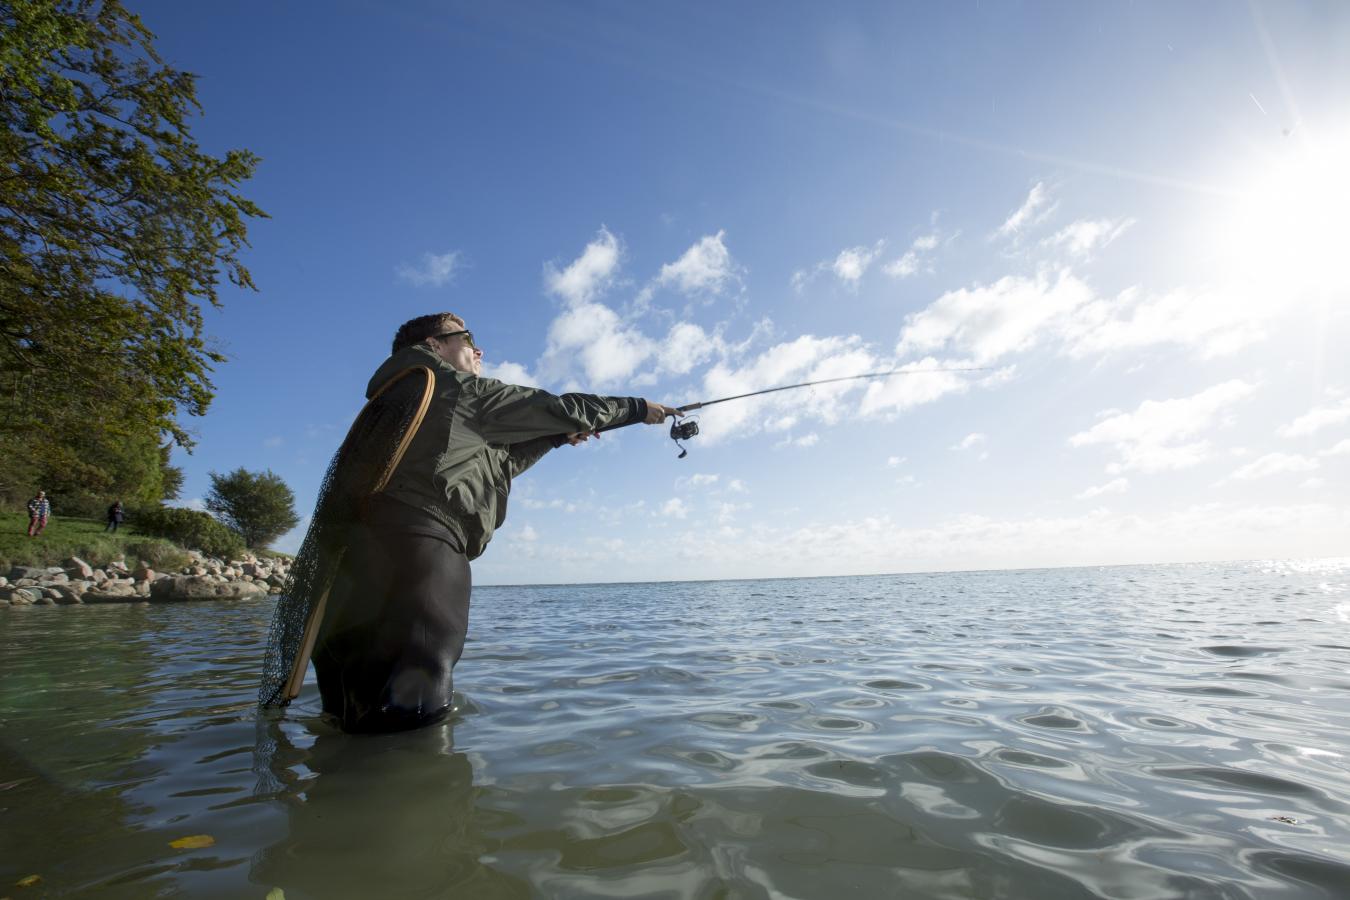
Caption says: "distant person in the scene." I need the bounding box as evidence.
[105,500,124,533]
[26,491,50,537]
[298,312,682,734]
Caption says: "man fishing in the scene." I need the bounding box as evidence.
[303,312,681,734]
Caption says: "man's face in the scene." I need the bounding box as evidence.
[429,326,482,376]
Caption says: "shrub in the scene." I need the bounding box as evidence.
[122,540,191,573]
[132,506,246,560]
[205,468,299,549]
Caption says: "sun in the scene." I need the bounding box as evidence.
[1206,127,1350,299]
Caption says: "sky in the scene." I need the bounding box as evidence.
[136,0,1350,583]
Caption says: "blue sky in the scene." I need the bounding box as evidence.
[141,1,1350,582]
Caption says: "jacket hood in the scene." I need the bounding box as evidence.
[366,344,444,399]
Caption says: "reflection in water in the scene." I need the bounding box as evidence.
[252,711,530,899]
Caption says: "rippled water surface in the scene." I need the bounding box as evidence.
[3,560,1350,898]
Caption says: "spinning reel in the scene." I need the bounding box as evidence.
[669,416,699,459]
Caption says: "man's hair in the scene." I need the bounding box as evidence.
[391,312,465,354]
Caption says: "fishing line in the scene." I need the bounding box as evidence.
[600,366,991,458]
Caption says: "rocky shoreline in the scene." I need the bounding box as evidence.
[0,551,291,606]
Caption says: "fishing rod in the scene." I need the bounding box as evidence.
[602,366,990,457]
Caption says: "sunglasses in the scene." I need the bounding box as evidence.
[431,330,476,350]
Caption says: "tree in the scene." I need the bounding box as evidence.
[0,0,265,505]
[205,468,299,550]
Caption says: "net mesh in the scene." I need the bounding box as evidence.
[258,366,434,708]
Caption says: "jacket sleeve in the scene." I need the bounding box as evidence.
[506,435,565,478]
[470,378,648,444]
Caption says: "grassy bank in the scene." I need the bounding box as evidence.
[0,511,191,572]
[1,511,295,573]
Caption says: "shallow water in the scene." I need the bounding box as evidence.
[3,560,1350,898]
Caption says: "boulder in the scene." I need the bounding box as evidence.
[0,587,39,605]
[149,576,268,602]
[7,566,45,582]
[131,565,155,582]
[0,576,7,588]
[46,572,70,585]
[62,557,94,579]
[52,586,83,605]
[14,578,41,588]
[44,566,65,576]
[108,559,129,573]
[82,583,139,603]
[90,569,109,584]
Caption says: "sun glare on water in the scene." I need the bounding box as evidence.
[1208,127,1350,299]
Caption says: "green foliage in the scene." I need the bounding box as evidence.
[132,505,245,559]
[0,0,265,507]
[120,538,188,572]
[205,468,299,549]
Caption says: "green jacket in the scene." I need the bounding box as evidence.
[369,344,648,560]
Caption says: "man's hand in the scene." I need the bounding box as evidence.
[643,402,682,425]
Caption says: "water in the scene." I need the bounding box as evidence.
[3,560,1350,899]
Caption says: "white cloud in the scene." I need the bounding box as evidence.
[858,359,982,417]
[1075,478,1129,500]
[883,232,943,278]
[396,250,461,287]
[1041,218,1134,258]
[1321,439,1350,457]
[832,242,885,285]
[897,270,1093,365]
[997,182,1056,238]
[515,524,539,542]
[655,231,739,296]
[676,473,719,489]
[1062,284,1270,360]
[953,432,986,451]
[727,479,749,493]
[540,301,653,387]
[696,334,880,442]
[1278,398,1350,438]
[1229,453,1320,480]
[793,240,885,291]
[715,502,745,525]
[482,360,536,386]
[896,267,1273,366]
[1069,380,1257,473]
[886,455,906,468]
[654,321,716,375]
[775,432,819,448]
[660,497,689,519]
[545,227,621,306]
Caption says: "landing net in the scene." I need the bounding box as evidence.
[258,366,434,708]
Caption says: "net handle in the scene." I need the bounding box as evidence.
[281,365,436,702]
